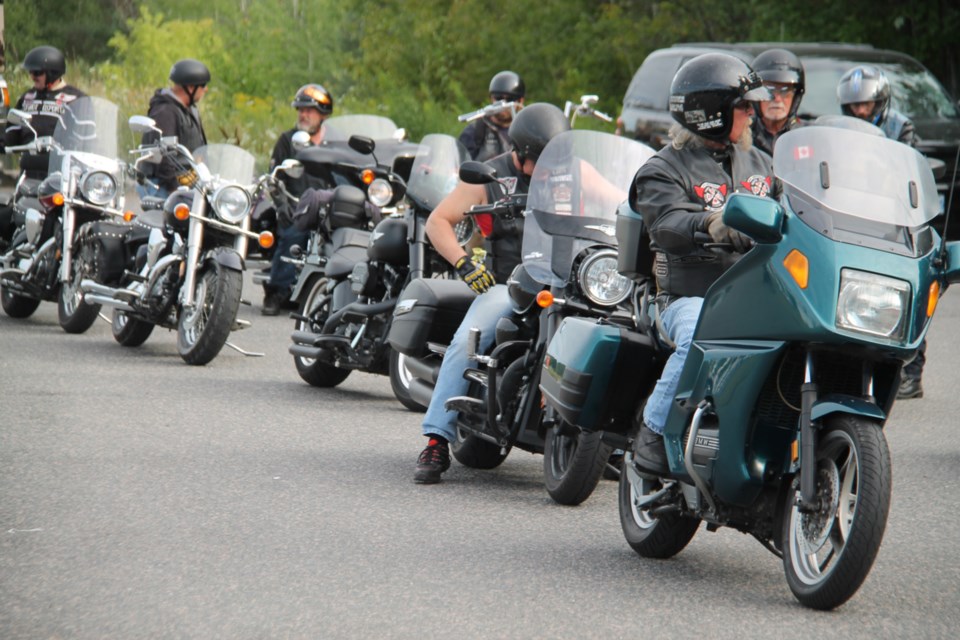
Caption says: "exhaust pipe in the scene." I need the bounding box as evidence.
[82,293,133,312]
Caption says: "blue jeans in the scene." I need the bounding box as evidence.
[643,296,703,435]
[422,284,515,442]
[136,183,169,201]
[267,223,310,294]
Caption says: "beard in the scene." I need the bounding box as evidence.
[734,121,754,152]
[297,120,321,135]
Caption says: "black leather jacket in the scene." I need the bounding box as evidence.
[141,89,207,193]
[5,85,87,178]
[459,117,511,162]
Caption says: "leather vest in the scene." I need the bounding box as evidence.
[482,152,528,282]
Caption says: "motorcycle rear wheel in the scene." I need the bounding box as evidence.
[177,260,242,365]
[619,452,700,558]
[58,248,100,334]
[781,414,891,610]
[293,276,350,387]
[543,425,613,506]
[112,309,155,347]
[389,349,427,412]
[1,231,42,318]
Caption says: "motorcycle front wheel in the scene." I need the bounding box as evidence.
[177,260,242,365]
[1,231,42,319]
[293,276,350,387]
[618,452,700,558]
[543,425,613,506]
[112,309,155,347]
[781,414,891,610]
[389,349,427,412]
[58,247,100,334]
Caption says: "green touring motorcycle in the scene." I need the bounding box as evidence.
[539,119,960,609]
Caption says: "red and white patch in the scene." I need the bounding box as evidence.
[500,177,518,195]
[694,182,728,210]
[793,145,812,160]
[740,175,772,197]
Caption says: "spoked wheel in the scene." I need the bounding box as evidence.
[177,260,242,365]
[782,415,891,610]
[389,349,426,412]
[1,231,42,319]
[543,425,613,506]
[111,309,155,347]
[58,247,100,334]
[618,452,700,558]
[293,276,350,387]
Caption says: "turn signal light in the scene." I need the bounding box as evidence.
[122,210,136,222]
[173,203,191,221]
[536,290,554,308]
[361,169,375,185]
[927,280,940,318]
[52,193,65,206]
[783,249,809,289]
[259,231,275,249]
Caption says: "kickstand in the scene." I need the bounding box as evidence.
[97,312,112,324]
[224,341,265,357]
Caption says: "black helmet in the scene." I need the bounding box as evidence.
[23,46,66,84]
[489,71,525,100]
[508,102,570,163]
[291,84,334,115]
[752,48,805,119]
[837,65,891,125]
[169,59,211,87]
[669,53,770,142]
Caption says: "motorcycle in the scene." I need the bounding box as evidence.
[288,133,467,409]
[563,94,614,129]
[77,114,274,365]
[1,97,129,332]
[388,130,654,504]
[540,120,960,608]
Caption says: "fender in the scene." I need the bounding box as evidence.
[810,393,886,424]
[291,265,325,302]
[206,247,245,272]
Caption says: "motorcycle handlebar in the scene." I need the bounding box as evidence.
[458,100,519,123]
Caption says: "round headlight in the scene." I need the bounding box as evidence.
[578,249,632,307]
[212,185,252,224]
[80,171,118,206]
[367,178,394,207]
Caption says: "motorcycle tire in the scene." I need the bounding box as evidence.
[58,248,100,334]
[0,231,42,319]
[112,309,155,347]
[293,276,350,387]
[781,414,891,610]
[389,349,427,412]
[543,425,613,506]
[177,260,242,366]
[618,453,700,559]
[452,427,509,469]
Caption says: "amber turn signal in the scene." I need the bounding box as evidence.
[361,169,375,185]
[258,231,275,249]
[535,290,554,308]
[52,193,65,206]
[122,211,136,222]
[173,203,190,221]
[783,249,809,289]
[927,280,940,318]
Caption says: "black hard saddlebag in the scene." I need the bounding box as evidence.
[388,278,476,357]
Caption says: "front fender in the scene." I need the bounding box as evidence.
[811,394,886,425]
[207,247,245,272]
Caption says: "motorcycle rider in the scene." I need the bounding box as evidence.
[629,53,774,474]
[262,83,334,316]
[458,70,526,162]
[750,48,806,155]
[838,65,924,398]
[414,102,569,484]
[138,58,210,198]
[1,46,86,247]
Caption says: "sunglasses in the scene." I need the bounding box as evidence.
[29,70,46,78]
[490,93,514,102]
[764,84,796,98]
[733,101,753,112]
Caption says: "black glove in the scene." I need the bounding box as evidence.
[701,210,752,253]
[455,255,495,294]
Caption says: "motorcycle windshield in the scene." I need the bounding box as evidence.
[322,115,401,142]
[48,96,120,173]
[192,144,256,185]
[405,134,468,210]
[522,130,656,286]
[775,124,939,230]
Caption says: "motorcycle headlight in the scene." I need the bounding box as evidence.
[367,178,394,207]
[836,269,910,341]
[80,171,118,206]
[212,185,252,224]
[578,249,632,307]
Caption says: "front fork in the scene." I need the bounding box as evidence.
[59,205,77,283]
[180,193,207,309]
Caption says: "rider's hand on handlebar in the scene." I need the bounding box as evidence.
[701,210,752,253]
[456,255,496,294]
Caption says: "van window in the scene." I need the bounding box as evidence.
[624,55,681,109]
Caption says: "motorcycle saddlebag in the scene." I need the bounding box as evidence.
[86,220,133,285]
[388,278,476,357]
[540,316,661,433]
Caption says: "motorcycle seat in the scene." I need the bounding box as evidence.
[325,244,369,279]
[132,209,166,230]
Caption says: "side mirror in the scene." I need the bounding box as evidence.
[348,135,375,155]
[129,115,160,134]
[7,108,31,126]
[928,157,947,181]
[459,161,498,185]
[278,158,304,179]
[724,193,784,244]
[291,130,311,151]
[393,128,407,142]
[945,241,960,285]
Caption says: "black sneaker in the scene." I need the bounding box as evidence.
[897,377,923,400]
[261,292,281,316]
[633,422,669,475]
[414,437,450,484]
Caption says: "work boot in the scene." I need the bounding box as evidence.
[261,291,281,316]
[633,422,669,475]
[897,377,923,400]
[414,437,451,484]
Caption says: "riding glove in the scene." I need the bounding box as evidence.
[702,210,752,253]
[176,168,199,188]
[455,255,495,294]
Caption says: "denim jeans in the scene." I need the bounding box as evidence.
[267,223,310,294]
[643,296,703,435]
[421,284,515,442]
[136,183,169,201]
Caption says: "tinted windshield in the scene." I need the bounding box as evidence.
[49,96,120,172]
[323,115,400,141]
[405,134,468,210]
[775,125,939,233]
[523,130,656,286]
[192,144,256,185]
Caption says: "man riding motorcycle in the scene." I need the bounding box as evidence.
[458,70,526,162]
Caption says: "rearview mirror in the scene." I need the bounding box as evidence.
[278,158,304,179]
[128,115,159,134]
[459,161,497,185]
[724,193,784,244]
[7,108,31,126]
[291,130,311,151]
[348,135,375,155]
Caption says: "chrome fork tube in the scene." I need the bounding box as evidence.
[60,206,76,282]
[181,194,206,308]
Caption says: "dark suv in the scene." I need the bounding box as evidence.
[617,42,960,230]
